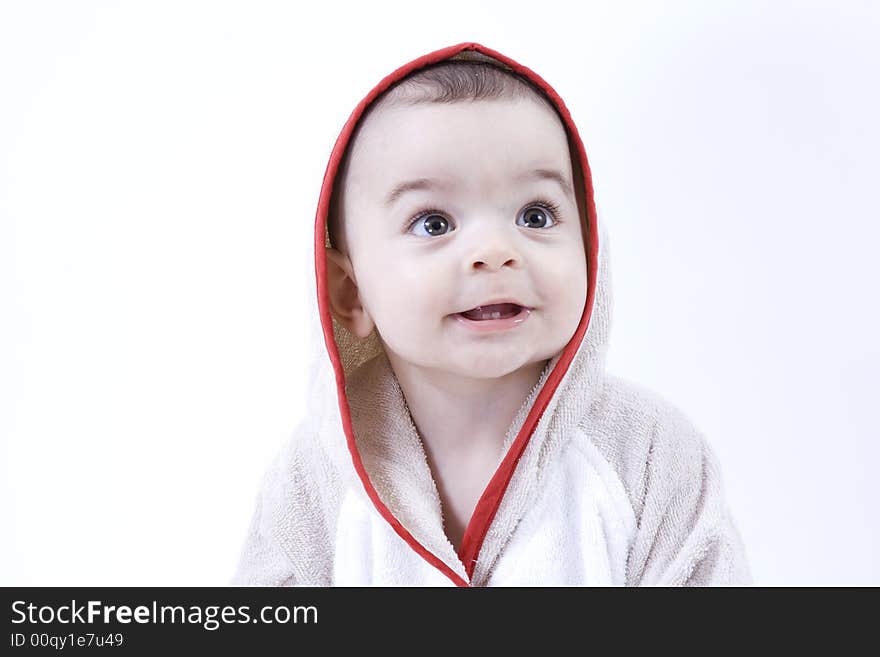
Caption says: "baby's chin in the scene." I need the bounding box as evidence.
[435,351,549,382]
[380,333,557,382]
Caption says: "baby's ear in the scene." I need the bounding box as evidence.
[324,247,375,338]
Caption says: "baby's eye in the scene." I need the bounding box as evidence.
[517,201,561,229]
[408,212,455,237]
[405,199,562,238]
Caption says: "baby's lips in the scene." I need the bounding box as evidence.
[468,302,521,313]
[456,298,531,314]
[458,303,525,320]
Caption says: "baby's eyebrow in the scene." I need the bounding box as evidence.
[517,168,574,199]
[384,178,448,208]
[383,168,574,208]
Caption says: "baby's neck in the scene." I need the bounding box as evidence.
[387,356,547,460]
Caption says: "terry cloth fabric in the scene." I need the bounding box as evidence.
[231,41,753,587]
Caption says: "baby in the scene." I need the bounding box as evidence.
[232,42,753,586]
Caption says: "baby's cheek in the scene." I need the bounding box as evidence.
[545,254,583,293]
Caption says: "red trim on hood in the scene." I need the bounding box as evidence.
[315,42,598,587]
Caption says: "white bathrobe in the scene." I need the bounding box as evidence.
[231,41,753,587]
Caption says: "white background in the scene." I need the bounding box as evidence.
[2,0,877,585]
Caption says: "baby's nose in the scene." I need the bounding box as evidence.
[468,243,521,271]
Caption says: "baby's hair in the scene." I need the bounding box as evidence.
[326,52,585,258]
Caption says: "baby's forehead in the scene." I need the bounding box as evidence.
[349,99,574,184]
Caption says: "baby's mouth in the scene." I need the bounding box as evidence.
[457,303,524,321]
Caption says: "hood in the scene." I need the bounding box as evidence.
[305,41,612,586]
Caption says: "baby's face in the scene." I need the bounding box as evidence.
[336,98,588,379]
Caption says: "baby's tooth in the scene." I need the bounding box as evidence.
[491,311,501,320]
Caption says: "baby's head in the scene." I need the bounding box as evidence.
[326,57,589,380]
